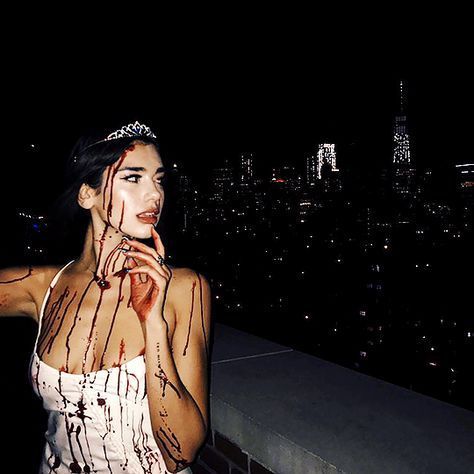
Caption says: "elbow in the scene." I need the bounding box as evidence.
[157,422,209,473]
[185,419,209,461]
[162,447,198,474]
[185,423,210,468]
[159,448,194,474]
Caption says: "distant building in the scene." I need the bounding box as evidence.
[171,163,196,233]
[239,152,255,184]
[455,163,474,194]
[454,163,474,229]
[316,143,338,180]
[305,153,317,187]
[392,80,416,198]
[271,164,301,190]
[315,144,342,193]
[211,159,234,202]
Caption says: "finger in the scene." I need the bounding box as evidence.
[120,237,131,248]
[125,243,170,277]
[126,257,143,284]
[128,265,168,287]
[125,251,168,278]
[151,227,166,259]
[126,256,139,269]
[126,239,161,261]
[129,268,146,285]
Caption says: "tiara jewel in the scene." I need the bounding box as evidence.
[105,121,157,140]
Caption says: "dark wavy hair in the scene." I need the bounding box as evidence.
[46,125,160,262]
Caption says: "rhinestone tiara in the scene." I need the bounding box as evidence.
[73,121,157,163]
[105,121,157,141]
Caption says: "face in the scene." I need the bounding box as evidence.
[92,142,165,239]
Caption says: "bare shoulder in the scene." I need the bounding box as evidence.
[0,264,64,321]
[31,264,76,322]
[167,266,212,315]
[0,264,63,292]
[36,264,66,279]
[168,266,211,291]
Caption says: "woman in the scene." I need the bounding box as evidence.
[0,121,212,473]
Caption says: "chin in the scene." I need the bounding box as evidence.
[122,224,157,240]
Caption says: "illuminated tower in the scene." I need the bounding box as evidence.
[393,81,411,166]
[392,80,415,198]
[316,143,338,179]
[316,143,342,192]
[240,152,255,183]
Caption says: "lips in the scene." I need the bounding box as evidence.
[137,209,159,218]
[136,208,160,224]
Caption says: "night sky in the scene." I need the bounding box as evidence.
[4,20,471,204]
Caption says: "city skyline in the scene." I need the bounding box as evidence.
[7,61,469,186]
[5,10,471,182]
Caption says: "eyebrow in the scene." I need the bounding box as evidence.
[117,166,166,174]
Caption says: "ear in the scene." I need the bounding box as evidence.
[77,183,99,210]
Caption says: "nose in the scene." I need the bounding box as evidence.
[144,179,163,202]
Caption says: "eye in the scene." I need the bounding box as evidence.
[122,174,142,183]
[155,175,166,185]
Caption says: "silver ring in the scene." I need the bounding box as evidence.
[156,254,165,265]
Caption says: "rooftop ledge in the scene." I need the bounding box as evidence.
[204,323,474,474]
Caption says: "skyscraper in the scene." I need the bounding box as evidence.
[315,144,342,193]
[454,163,474,229]
[239,152,255,184]
[211,159,234,202]
[392,80,416,198]
[316,143,338,180]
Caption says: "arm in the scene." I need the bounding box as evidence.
[123,228,212,473]
[144,269,212,472]
[0,266,39,319]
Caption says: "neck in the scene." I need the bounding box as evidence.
[77,219,129,281]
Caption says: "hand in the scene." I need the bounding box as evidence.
[124,228,172,324]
